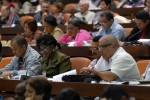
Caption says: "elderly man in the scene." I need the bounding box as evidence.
[0,36,42,78]
[94,11,126,41]
[0,5,21,27]
[81,34,140,82]
[74,0,95,24]
[34,1,51,24]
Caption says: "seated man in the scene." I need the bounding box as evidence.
[34,1,51,24]
[0,5,21,27]
[94,11,126,41]
[81,34,140,82]
[0,36,42,78]
[74,0,95,24]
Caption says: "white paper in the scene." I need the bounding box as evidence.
[52,70,77,82]
[138,39,150,44]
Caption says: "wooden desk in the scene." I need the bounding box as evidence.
[0,79,150,100]
[2,45,150,60]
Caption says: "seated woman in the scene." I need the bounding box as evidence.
[121,10,150,46]
[25,77,52,100]
[36,34,71,77]
[58,18,92,46]
[43,15,64,41]
[23,19,42,44]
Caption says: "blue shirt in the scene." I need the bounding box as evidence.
[96,21,126,41]
[0,45,42,76]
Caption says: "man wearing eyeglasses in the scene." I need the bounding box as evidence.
[81,34,140,82]
[94,11,126,41]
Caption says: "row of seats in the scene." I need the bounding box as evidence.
[0,57,149,76]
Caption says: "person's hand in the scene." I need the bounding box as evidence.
[117,39,124,46]
[42,12,48,18]
[0,71,13,78]
[80,67,91,74]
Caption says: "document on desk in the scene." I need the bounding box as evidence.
[48,70,77,82]
[138,39,150,44]
[100,81,127,85]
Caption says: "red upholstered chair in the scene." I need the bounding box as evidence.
[136,60,150,75]
[0,57,13,68]
[70,57,91,74]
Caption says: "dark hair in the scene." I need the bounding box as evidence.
[135,10,150,22]
[15,81,26,100]
[44,15,57,27]
[93,35,102,42]
[100,85,129,100]
[100,11,114,20]
[36,34,61,49]
[68,18,85,29]
[0,42,2,54]
[26,77,52,100]
[11,35,28,48]
[24,19,37,33]
[55,87,81,100]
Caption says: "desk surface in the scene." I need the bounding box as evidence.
[2,45,150,60]
[0,79,150,100]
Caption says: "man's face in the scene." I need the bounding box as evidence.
[98,38,113,61]
[135,18,149,30]
[79,3,88,13]
[1,7,9,18]
[90,41,101,59]
[41,3,49,13]
[99,16,112,30]
[10,42,26,57]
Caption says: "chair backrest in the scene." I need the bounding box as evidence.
[70,57,91,74]
[136,60,150,75]
[0,57,13,68]
[20,16,34,25]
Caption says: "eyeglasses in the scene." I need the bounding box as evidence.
[98,44,112,50]
[90,47,99,50]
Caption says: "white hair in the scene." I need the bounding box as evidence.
[79,0,89,5]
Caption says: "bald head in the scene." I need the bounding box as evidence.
[100,35,120,48]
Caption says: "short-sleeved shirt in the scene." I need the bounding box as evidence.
[96,47,140,81]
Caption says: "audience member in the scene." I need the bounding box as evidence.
[19,0,35,14]
[93,0,130,25]
[94,11,126,41]
[100,85,129,100]
[50,2,65,24]
[0,5,21,27]
[120,10,150,46]
[25,77,52,100]
[36,34,71,77]
[74,0,95,24]
[15,81,26,100]
[0,36,42,78]
[43,15,64,41]
[81,35,102,75]
[58,18,92,46]
[80,34,140,82]
[23,19,42,44]
[56,87,81,100]
[144,0,150,15]
[34,1,51,24]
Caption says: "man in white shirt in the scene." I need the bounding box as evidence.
[74,0,95,24]
[81,34,140,82]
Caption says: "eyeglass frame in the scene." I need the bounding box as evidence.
[90,47,99,50]
[98,43,112,50]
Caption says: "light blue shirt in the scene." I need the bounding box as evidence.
[96,21,126,41]
[0,45,42,76]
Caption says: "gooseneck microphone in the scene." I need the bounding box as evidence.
[128,30,142,41]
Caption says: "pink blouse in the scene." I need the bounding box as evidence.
[59,29,92,46]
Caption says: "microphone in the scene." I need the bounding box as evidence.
[20,67,30,80]
[128,30,142,41]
